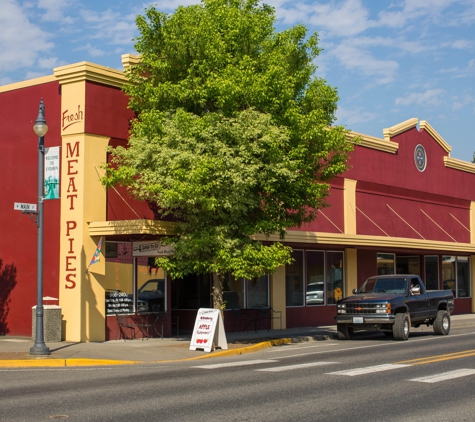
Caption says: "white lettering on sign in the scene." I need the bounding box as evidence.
[14,203,37,211]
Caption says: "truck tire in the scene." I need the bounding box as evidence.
[393,313,410,341]
[337,323,353,340]
[433,310,450,335]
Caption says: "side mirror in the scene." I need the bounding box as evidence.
[352,288,358,294]
[411,285,421,294]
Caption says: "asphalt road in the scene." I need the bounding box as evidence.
[2,325,475,422]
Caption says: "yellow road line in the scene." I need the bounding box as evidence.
[395,349,475,365]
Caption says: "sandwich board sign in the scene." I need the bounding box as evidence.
[190,308,228,353]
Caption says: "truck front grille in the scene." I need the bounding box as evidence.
[344,303,385,315]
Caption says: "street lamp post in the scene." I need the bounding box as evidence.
[30,98,51,356]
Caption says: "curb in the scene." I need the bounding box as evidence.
[0,358,143,368]
[0,318,471,368]
[155,338,295,363]
[0,339,296,367]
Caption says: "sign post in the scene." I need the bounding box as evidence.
[190,308,228,353]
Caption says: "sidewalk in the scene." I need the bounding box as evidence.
[1,314,474,368]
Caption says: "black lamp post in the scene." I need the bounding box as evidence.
[30,98,51,356]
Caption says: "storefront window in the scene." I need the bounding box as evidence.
[172,273,211,309]
[223,274,244,309]
[287,249,345,307]
[377,253,395,275]
[442,256,471,298]
[286,250,304,306]
[396,256,420,275]
[457,257,470,298]
[105,242,169,314]
[424,256,439,290]
[327,251,344,304]
[105,242,134,315]
[306,251,324,306]
[247,275,269,308]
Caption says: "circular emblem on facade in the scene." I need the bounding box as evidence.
[414,144,427,172]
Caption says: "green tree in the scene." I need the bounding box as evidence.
[103,0,353,316]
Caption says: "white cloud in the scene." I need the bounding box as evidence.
[451,94,475,110]
[336,106,378,126]
[438,59,475,77]
[395,89,446,106]
[330,42,399,84]
[350,36,430,55]
[73,43,105,57]
[140,0,199,12]
[38,56,65,69]
[80,9,137,45]
[458,1,475,25]
[38,0,75,23]
[276,0,374,37]
[441,39,474,49]
[378,0,458,28]
[0,0,54,74]
[24,70,50,79]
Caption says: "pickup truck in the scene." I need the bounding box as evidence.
[335,274,454,341]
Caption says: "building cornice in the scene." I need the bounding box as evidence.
[88,219,176,236]
[54,62,127,88]
[121,54,141,70]
[382,118,418,141]
[420,120,452,154]
[0,75,57,93]
[444,156,475,174]
[255,231,475,253]
[346,131,399,154]
[90,219,475,253]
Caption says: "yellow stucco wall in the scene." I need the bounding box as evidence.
[270,266,286,329]
[344,248,357,295]
[344,178,357,235]
[59,132,109,342]
[58,77,110,341]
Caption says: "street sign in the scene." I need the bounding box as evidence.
[14,202,37,212]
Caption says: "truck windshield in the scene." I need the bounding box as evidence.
[359,278,407,294]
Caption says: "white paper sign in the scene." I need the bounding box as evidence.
[190,308,228,353]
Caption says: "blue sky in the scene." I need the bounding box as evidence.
[2,0,474,161]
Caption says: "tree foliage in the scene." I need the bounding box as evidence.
[103,0,353,310]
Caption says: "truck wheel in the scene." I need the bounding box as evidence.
[433,310,450,335]
[337,323,353,340]
[393,313,409,341]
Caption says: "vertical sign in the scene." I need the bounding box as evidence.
[190,308,228,353]
[44,146,60,199]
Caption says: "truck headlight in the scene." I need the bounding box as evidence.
[375,303,391,314]
[337,304,346,314]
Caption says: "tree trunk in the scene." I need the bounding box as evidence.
[212,272,225,321]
